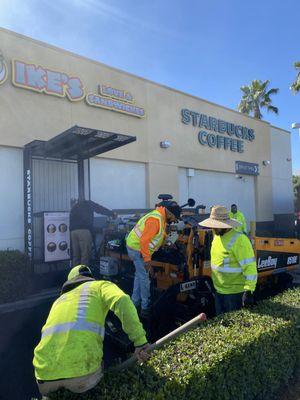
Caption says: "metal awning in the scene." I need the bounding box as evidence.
[24,125,136,160]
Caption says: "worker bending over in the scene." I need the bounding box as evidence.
[199,205,257,315]
[126,201,181,317]
[70,198,114,267]
[229,203,247,234]
[33,265,150,396]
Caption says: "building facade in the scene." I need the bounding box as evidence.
[0,28,294,252]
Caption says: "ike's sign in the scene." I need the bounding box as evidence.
[13,60,85,101]
[0,58,145,118]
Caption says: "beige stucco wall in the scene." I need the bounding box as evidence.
[0,28,290,221]
[270,126,294,214]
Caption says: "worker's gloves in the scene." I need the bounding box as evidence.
[242,290,254,307]
[134,343,151,363]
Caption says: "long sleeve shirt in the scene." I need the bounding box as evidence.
[229,210,247,233]
[33,279,147,381]
[70,200,113,232]
[140,207,166,262]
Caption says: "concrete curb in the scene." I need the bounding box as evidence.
[0,288,59,314]
[0,266,299,314]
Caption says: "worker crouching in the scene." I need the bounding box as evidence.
[33,265,150,396]
[199,205,257,315]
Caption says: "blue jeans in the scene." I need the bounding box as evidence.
[214,292,243,315]
[127,246,150,310]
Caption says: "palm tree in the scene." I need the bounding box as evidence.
[293,175,300,212]
[290,62,300,93]
[238,79,279,120]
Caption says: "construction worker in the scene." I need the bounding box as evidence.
[70,198,114,267]
[199,205,257,315]
[126,201,181,317]
[33,265,150,397]
[229,203,247,234]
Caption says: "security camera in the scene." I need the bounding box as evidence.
[160,140,171,148]
[262,160,271,166]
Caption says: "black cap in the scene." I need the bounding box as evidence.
[157,200,181,219]
[166,203,181,219]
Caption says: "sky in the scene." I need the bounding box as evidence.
[0,0,299,172]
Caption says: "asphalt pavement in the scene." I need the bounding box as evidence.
[0,300,52,400]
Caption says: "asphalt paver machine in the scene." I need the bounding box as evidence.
[98,195,300,349]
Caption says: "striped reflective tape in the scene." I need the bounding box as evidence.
[223,257,230,268]
[42,321,105,338]
[239,257,256,266]
[223,258,241,270]
[134,226,163,249]
[42,282,104,339]
[227,232,242,249]
[147,236,162,249]
[244,274,257,281]
[133,226,142,238]
[211,265,242,273]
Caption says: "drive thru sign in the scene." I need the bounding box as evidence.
[235,161,259,175]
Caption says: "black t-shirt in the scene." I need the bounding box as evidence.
[69,200,112,232]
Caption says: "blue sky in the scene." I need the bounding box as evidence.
[0,0,299,172]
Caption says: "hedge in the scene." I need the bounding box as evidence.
[0,250,31,303]
[49,288,300,400]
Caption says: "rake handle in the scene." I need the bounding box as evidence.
[110,312,206,372]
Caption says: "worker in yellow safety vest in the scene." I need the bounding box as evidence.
[126,201,181,317]
[33,265,150,397]
[229,203,247,234]
[199,205,257,315]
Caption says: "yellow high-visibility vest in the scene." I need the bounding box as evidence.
[210,229,257,294]
[126,209,165,254]
[229,210,247,233]
[33,280,147,381]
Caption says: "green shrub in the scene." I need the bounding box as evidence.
[0,250,31,303]
[49,288,300,400]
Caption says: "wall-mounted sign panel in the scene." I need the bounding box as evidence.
[0,57,145,117]
[181,108,255,154]
[44,212,70,262]
[235,161,259,175]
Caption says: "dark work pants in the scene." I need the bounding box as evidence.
[214,292,243,315]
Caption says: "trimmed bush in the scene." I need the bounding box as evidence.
[0,250,31,303]
[49,288,300,400]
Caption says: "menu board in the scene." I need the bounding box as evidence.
[44,212,70,262]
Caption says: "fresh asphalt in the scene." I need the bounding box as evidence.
[0,299,52,400]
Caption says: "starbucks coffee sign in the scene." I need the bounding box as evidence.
[181,108,255,153]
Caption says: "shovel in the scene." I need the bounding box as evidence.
[110,312,207,372]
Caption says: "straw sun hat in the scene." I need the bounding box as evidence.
[199,205,241,229]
